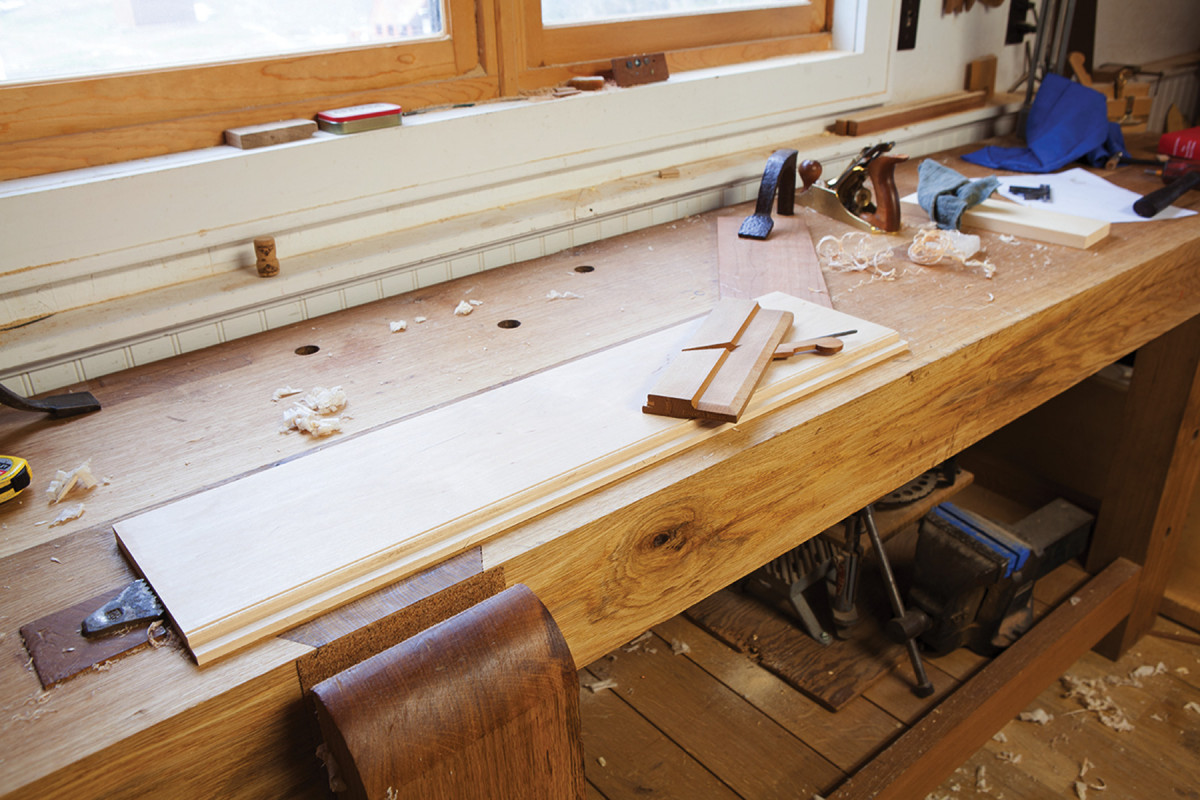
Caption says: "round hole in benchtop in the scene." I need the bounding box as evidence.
[574,265,595,273]
[295,345,320,355]
[497,319,521,329]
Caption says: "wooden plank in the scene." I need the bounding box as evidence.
[651,615,902,773]
[686,587,904,711]
[584,631,844,799]
[579,668,741,800]
[901,195,1110,249]
[716,215,831,307]
[114,293,904,664]
[1087,314,1200,657]
[828,557,1140,800]
[833,91,987,137]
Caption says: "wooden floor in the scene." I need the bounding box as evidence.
[578,489,1200,799]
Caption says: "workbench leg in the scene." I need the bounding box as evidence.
[1086,314,1200,658]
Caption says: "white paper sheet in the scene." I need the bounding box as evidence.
[995,168,1196,223]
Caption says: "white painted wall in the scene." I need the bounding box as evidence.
[1095,0,1199,66]
[890,0,1027,103]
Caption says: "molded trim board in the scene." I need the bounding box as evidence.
[115,293,905,664]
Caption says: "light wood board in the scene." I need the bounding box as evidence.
[901,194,1111,249]
[115,293,905,665]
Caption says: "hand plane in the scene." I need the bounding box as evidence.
[797,142,908,233]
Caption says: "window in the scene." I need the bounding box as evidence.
[500,0,830,95]
[0,0,833,180]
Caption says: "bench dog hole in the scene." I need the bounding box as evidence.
[294,345,320,355]
[498,319,521,329]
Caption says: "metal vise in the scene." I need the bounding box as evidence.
[901,499,1093,657]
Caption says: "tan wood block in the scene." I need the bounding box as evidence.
[224,119,317,149]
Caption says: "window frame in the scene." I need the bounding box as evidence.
[0,0,488,180]
[497,0,830,94]
[0,0,837,180]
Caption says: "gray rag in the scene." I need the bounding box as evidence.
[916,159,999,230]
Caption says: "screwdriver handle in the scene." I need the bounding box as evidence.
[1134,171,1200,218]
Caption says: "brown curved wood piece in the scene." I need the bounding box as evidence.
[799,158,822,190]
[860,153,908,232]
[309,584,585,800]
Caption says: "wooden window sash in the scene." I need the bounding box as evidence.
[0,0,490,181]
[0,0,835,181]
[500,0,830,93]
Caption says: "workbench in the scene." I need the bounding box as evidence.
[1,149,1197,799]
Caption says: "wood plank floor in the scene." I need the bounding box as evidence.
[578,498,1200,798]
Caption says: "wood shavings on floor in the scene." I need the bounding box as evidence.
[279,386,348,437]
[582,676,618,693]
[1059,674,1135,732]
[1019,707,1053,725]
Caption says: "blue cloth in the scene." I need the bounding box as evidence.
[963,73,1126,173]
[916,159,1000,229]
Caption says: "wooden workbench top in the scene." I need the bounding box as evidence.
[2,150,1198,799]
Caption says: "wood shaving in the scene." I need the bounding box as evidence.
[46,460,98,504]
[583,677,618,693]
[597,756,607,768]
[975,765,990,793]
[389,320,407,332]
[1080,758,1093,777]
[271,386,304,401]
[1184,701,1200,714]
[1019,708,1053,725]
[907,225,980,265]
[146,620,168,648]
[281,386,347,437]
[1129,662,1167,680]
[546,289,583,300]
[414,316,427,323]
[48,503,85,527]
[454,300,474,316]
[1075,780,1089,799]
[671,639,691,656]
[995,751,1022,764]
[1060,674,1134,731]
[622,631,653,652]
[816,232,897,279]
[992,731,1008,743]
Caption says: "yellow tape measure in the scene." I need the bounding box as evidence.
[0,456,31,503]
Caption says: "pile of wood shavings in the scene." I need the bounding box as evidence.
[279,386,348,437]
[1060,673,1135,731]
[815,232,898,279]
[907,225,996,278]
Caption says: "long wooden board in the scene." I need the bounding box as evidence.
[115,293,906,665]
[901,195,1110,249]
[833,91,987,137]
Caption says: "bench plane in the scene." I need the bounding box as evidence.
[797,142,908,233]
